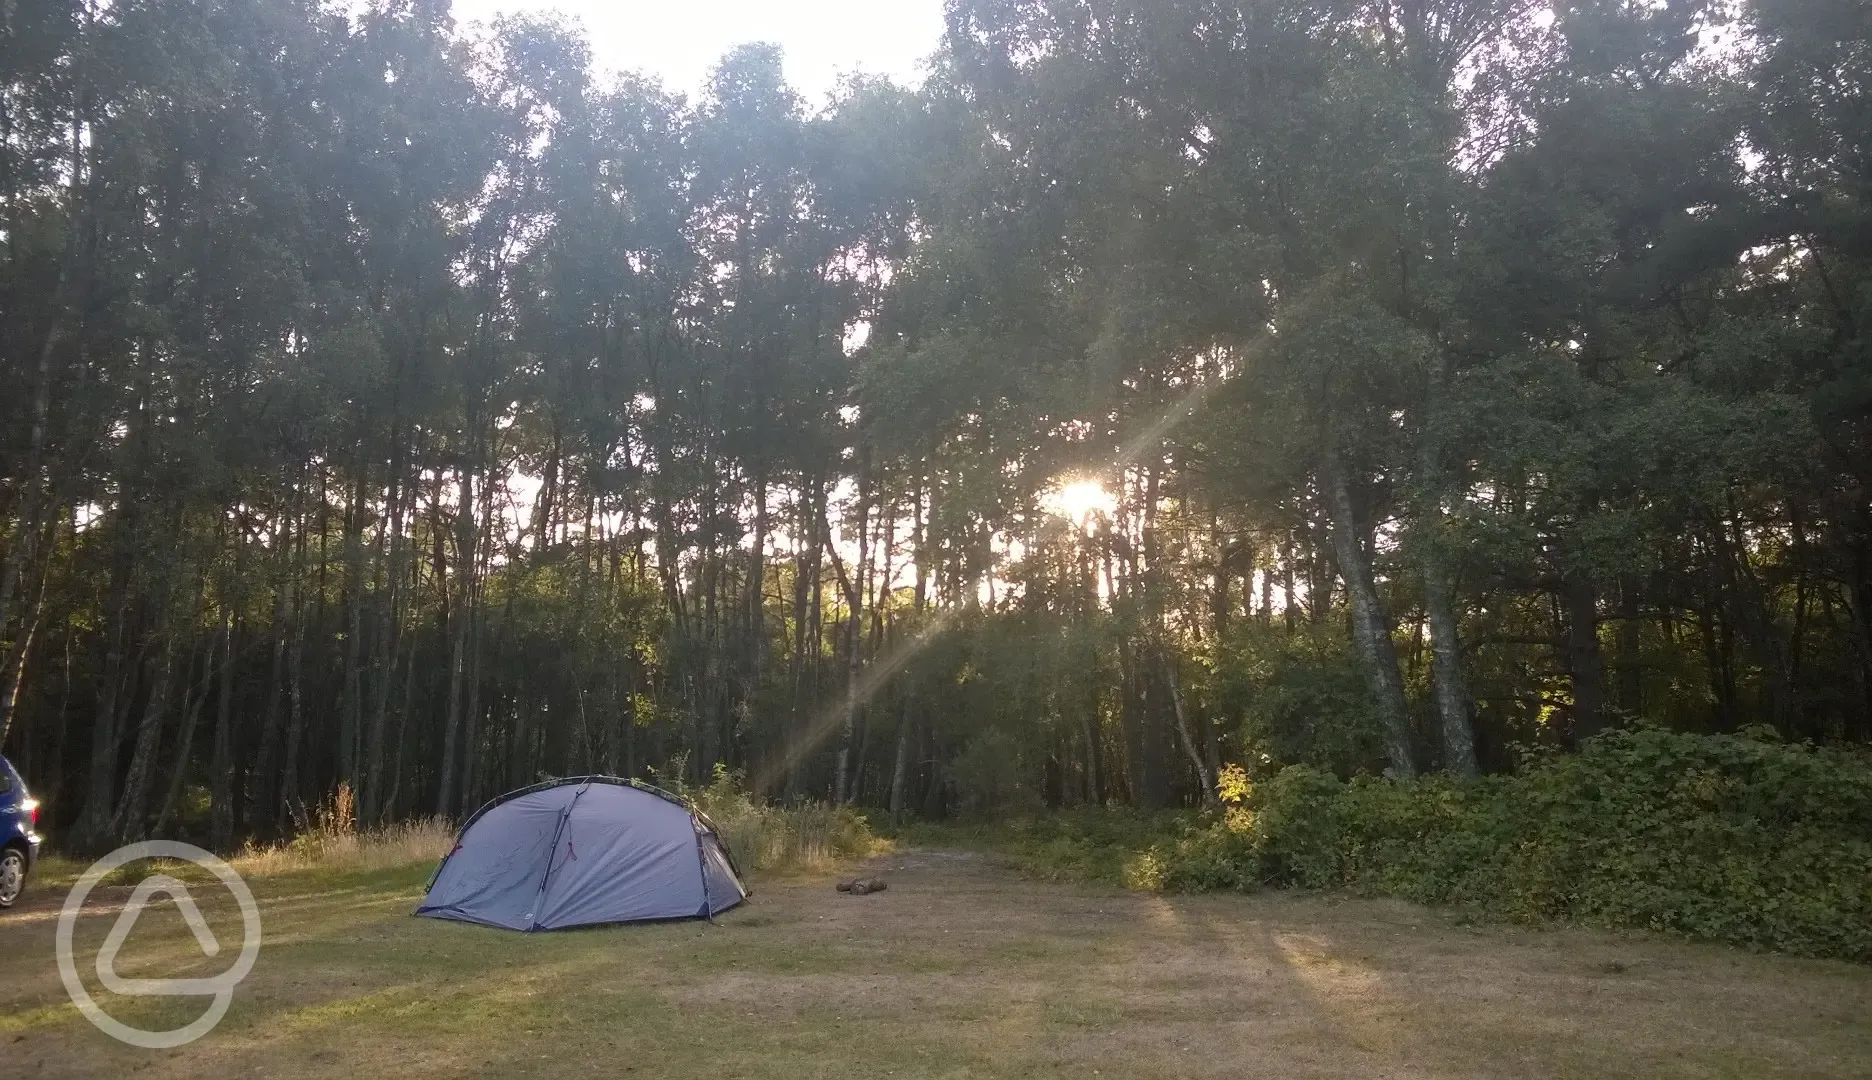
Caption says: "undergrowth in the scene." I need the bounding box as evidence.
[672,763,885,874]
[903,729,1872,962]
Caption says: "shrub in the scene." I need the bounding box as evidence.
[1137,729,1872,961]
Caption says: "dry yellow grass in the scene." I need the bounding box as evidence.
[5,846,1871,1077]
[706,801,888,875]
[29,819,458,891]
[229,817,457,878]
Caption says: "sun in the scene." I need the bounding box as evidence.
[1044,478,1117,524]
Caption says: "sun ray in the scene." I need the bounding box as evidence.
[1044,479,1117,525]
[750,613,955,796]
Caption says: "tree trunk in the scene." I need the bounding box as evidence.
[0,567,46,753]
[278,605,308,830]
[385,630,418,818]
[364,429,409,824]
[1713,508,1798,730]
[461,546,486,814]
[1616,575,1643,719]
[210,603,237,850]
[76,557,132,850]
[112,635,177,844]
[438,461,476,817]
[1162,652,1216,805]
[888,692,913,814]
[748,474,768,722]
[834,452,869,804]
[156,633,220,839]
[1565,573,1606,742]
[785,477,823,799]
[1119,647,1146,806]
[0,322,62,650]
[1281,535,1298,633]
[0,610,36,755]
[1423,547,1477,776]
[250,560,289,837]
[340,462,367,793]
[1415,345,1477,776]
[1321,446,1416,779]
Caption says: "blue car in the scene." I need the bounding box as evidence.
[0,754,43,909]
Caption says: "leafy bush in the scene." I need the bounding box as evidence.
[1136,729,1872,960]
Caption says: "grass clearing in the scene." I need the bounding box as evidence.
[4,842,1870,1078]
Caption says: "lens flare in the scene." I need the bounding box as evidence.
[1044,479,1116,524]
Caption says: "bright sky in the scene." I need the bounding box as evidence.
[450,0,948,104]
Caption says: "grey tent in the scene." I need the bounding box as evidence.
[415,776,747,931]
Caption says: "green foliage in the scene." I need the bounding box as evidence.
[1212,623,1388,777]
[1130,731,1872,960]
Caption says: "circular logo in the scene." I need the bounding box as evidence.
[56,840,262,1049]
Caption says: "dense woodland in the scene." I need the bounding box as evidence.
[1,0,1868,852]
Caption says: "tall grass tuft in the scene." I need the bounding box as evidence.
[34,784,457,888]
[676,764,883,874]
[233,783,455,877]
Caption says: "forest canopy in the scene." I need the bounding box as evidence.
[2,0,1869,852]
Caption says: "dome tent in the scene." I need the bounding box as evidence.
[415,776,747,931]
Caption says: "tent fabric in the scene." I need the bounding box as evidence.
[697,826,743,916]
[415,777,749,931]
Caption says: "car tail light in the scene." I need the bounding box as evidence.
[22,798,38,828]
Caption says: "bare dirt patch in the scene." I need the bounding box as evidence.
[2,849,1868,1078]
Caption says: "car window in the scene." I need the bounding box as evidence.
[0,770,10,796]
